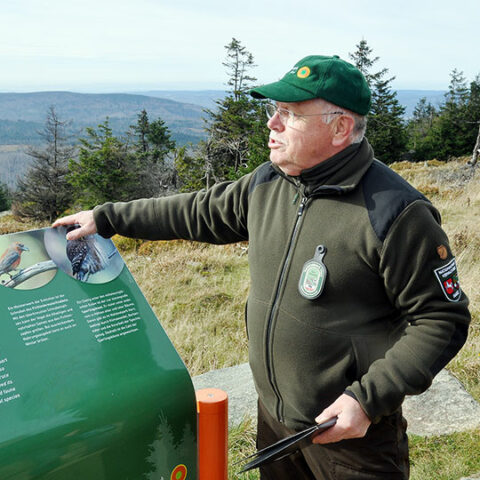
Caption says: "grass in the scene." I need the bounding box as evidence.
[228,416,259,479]
[409,430,480,480]
[119,239,250,376]
[1,157,479,479]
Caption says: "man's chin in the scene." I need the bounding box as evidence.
[270,158,299,176]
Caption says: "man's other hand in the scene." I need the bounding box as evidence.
[313,393,371,444]
[52,210,97,240]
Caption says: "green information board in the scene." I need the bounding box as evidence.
[0,227,197,480]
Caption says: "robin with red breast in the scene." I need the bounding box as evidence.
[0,242,29,279]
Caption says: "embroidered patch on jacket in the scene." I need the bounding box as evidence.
[436,244,448,260]
[433,258,461,302]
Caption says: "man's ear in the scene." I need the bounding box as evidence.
[331,115,355,147]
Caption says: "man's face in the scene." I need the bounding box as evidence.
[267,99,337,176]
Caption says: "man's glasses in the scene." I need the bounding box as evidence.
[264,103,344,126]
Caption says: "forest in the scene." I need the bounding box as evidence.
[1,38,479,219]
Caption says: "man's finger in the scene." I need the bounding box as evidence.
[52,214,77,228]
[312,394,371,445]
[315,406,338,425]
[65,227,88,241]
[52,211,97,239]
[312,425,343,445]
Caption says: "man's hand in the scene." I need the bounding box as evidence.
[52,210,97,241]
[312,394,371,444]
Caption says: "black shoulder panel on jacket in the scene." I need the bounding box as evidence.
[362,160,428,242]
[248,162,280,195]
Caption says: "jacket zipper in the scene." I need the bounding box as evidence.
[265,192,308,422]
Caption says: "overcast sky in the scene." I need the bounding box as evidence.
[1,0,478,93]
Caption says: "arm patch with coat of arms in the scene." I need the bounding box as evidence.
[433,258,462,302]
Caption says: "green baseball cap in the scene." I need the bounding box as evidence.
[250,55,371,115]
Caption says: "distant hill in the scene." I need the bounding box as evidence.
[0,89,447,146]
[129,90,226,109]
[133,89,447,118]
[0,91,207,145]
[133,89,449,113]
[395,90,446,117]
[0,145,31,189]
[0,88,448,189]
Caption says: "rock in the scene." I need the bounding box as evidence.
[193,363,480,437]
[193,363,257,426]
[403,369,480,436]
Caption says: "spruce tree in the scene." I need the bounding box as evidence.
[14,106,74,221]
[435,69,471,159]
[406,97,439,160]
[349,39,407,164]
[189,38,269,189]
[420,69,478,161]
[468,75,480,165]
[0,183,10,212]
[68,118,134,208]
[128,110,177,197]
[130,109,175,164]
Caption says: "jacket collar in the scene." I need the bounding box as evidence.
[298,139,374,195]
[271,139,374,196]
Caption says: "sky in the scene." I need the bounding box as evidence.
[0,0,479,93]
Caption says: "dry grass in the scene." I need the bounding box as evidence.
[0,213,48,235]
[119,239,250,376]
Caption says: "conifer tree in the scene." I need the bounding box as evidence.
[0,183,10,212]
[418,69,479,161]
[406,97,439,160]
[68,118,134,208]
[174,144,212,192]
[183,38,269,190]
[128,110,177,196]
[222,38,257,101]
[434,69,471,159]
[130,109,175,164]
[349,39,407,163]
[468,75,480,165]
[14,106,74,221]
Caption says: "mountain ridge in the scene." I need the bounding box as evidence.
[0,89,447,148]
[0,91,208,146]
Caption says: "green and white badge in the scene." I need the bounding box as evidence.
[298,245,327,300]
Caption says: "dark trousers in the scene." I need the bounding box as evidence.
[257,401,409,480]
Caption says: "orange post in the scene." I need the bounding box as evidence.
[196,388,228,480]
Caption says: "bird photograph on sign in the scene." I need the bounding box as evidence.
[0,228,123,290]
[0,242,29,278]
[0,232,57,290]
[44,226,123,284]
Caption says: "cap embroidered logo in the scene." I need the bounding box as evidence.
[297,66,311,79]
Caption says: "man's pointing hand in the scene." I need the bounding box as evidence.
[52,210,97,241]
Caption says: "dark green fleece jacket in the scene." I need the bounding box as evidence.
[94,139,470,429]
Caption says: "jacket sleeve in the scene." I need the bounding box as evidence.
[346,200,470,423]
[93,174,252,244]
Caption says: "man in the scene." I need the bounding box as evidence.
[54,55,470,479]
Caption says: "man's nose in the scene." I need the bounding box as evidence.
[267,112,285,131]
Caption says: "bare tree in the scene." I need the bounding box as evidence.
[470,122,480,166]
[14,106,75,221]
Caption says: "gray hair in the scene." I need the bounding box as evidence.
[316,98,367,144]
